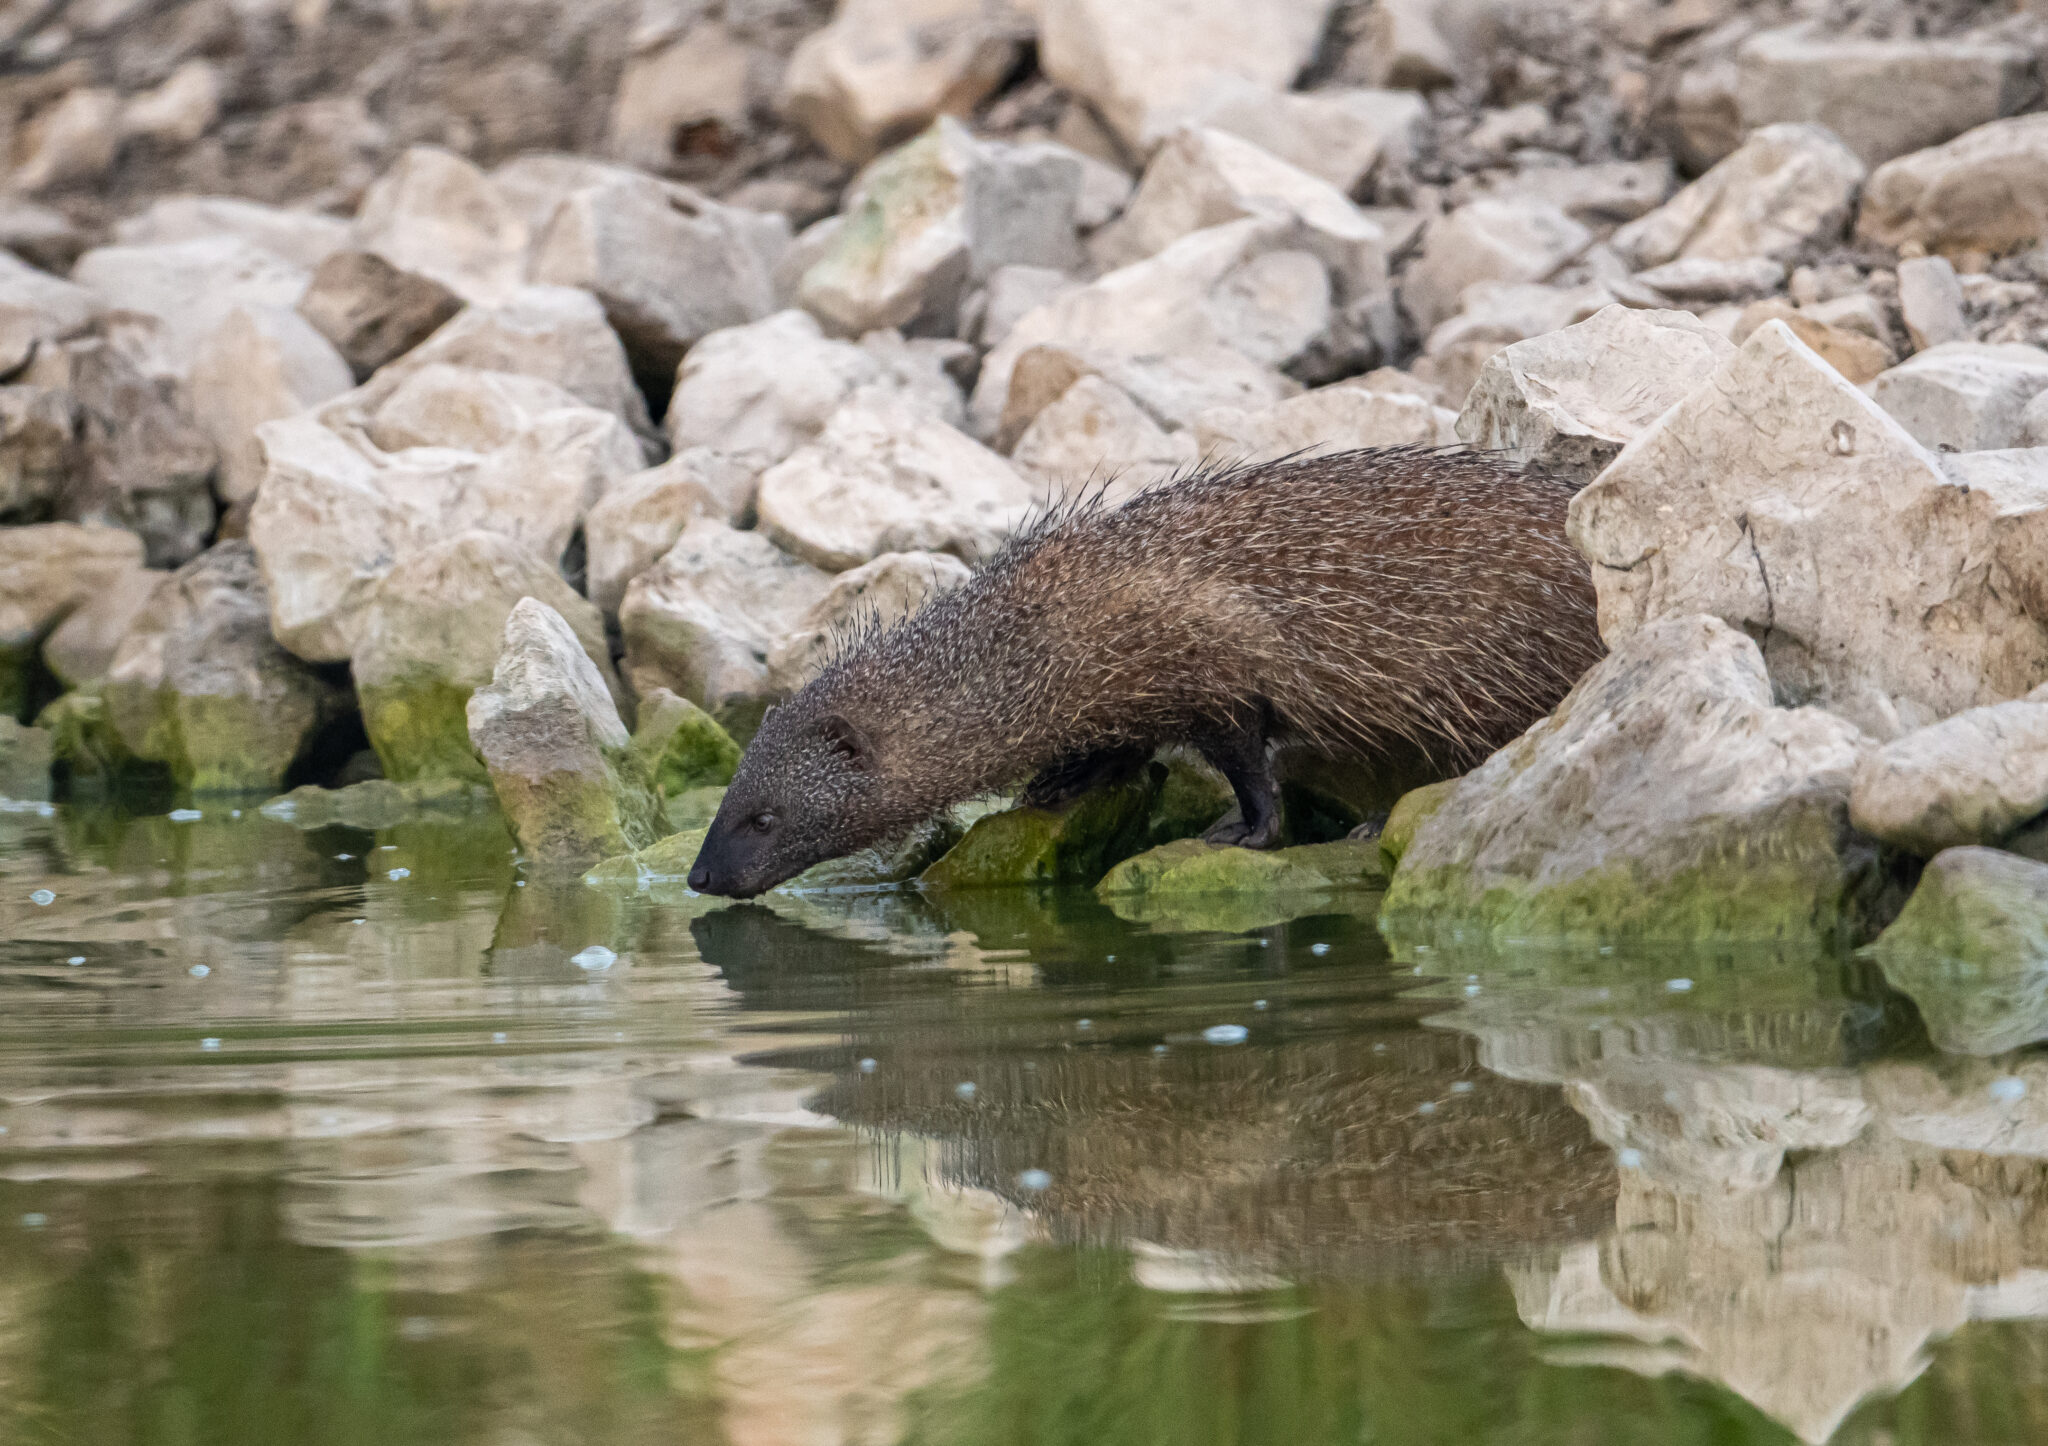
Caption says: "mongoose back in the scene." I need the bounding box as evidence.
[689,447,1603,897]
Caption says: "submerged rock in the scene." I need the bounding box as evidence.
[102,541,338,794]
[37,691,148,791]
[260,776,497,830]
[467,598,665,871]
[1864,846,2048,1056]
[1850,689,2048,857]
[0,715,52,801]
[920,769,1160,889]
[1381,614,1874,948]
[1099,835,1386,901]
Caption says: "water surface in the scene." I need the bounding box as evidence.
[2,803,2046,1445]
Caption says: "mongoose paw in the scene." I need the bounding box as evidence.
[1203,815,1282,849]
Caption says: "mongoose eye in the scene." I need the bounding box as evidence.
[750,811,776,834]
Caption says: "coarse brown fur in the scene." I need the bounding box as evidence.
[689,447,1604,897]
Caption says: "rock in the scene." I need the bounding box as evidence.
[349,145,527,305]
[782,0,1030,164]
[1091,127,1390,318]
[1099,835,1387,898]
[353,530,615,783]
[110,196,351,272]
[755,388,1035,571]
[1848,691,2048,857]
[798,119,1081,337]
[1568,321,2048,740]
[0,251,102,375]
[11,87,121,193]
[119,59,223,149]
[1381,614,1873,948]
[259,776,496,830]
[1352,0,1464,88]
[1036,0,1337,155]
[102,541,336,794]
[0,196,85,272]
[1632,256,1785,304]
[1735,26,2031,170]
[1456,305,1734,483]
[1729,299,1894,384]
[1897,256,1968,352]
[1478,159,1676,227]
[0,716,51,801]
[0,523,147,716]
[37,691,146,791]
[1010,375,1198,499]
[609,21,765,172]
[40,559,159,690]
[1401,199,1591,333]
[634,687,741,795]
[1611,123,1865,269]
[1864,846,2048,1055]
[188,307,354,511]
[529,169,789,385]
[765,549,973,691]
[1859,115,2048,259]
[967,265,1080,349]
[1867,343,2048,453]
[0,385,77,522]
[1379,778,1457,872]
[54,340,217,568]
[1414,279,1613,407]
[619,519,834,733]
[999,338,1300,449]
[295,250,465,378]
[358,286,655,438]
[71,237,309,377]
[971,216,1329,441]
[921,769,1161,888]
[467,597,665,870]
[583,451,728,616]
[1184,77,1427,194]
[249,366,642,663]
[1197,381,1458,462]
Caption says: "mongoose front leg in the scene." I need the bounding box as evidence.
[1196,712,1282,849]
[1020,745,1151,809]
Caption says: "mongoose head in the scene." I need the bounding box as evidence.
[688,695,888,898]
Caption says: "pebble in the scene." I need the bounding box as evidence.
[1202,1024,1249,1045]
[570,945,618,971]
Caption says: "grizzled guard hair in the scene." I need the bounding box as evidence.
[689,446,1604,898]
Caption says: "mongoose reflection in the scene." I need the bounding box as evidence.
[689,447,1603,898]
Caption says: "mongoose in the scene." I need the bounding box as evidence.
[688,447,1603,898]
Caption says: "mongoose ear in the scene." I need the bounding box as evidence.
[817,713,873,770]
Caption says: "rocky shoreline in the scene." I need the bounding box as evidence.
[4,0,2048,1036]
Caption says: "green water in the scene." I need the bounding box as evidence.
[3,804,2048,1446]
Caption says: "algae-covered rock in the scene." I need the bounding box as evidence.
[37,690,160,792]
[665,784,727,832]
[783,815,965,892]
[1863,845,2048,1056]
[101,541,337,794]
[635,686,740,795]
[0,715,51,800]
[920,770,1159,889]
[1382,614,1875,950]
[259,776,497,830]
[1096,835,1387,932]
[586,827,707,886]
[1145,755,1235,849]
[466,598,664,870]
[1379,779,1458,872]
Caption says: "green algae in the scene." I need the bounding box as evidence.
[920,770,1159,890]
[1096,836,1388,933]
[360,678,488,784]
[1379,779,1458,872]
[649,696,739,794]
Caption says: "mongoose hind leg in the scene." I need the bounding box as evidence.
[1020,744,1152,809]
[1195,710,1282,849]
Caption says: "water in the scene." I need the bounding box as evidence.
[3,805,2048,1445]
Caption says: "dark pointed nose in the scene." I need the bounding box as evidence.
[688,866,710,892]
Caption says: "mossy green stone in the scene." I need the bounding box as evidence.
[920,773,1159,889]
[261,777,498,830]
[0,715,52,800]
[174,693,315,794]
[1379,779,1458,872]
[1097,837,1388,933]
[1863,846,2048,1056]
[39,692,152,787]
[360,679,489,783]
[665,784,727,831]
[654,699,740,794]
[587,827,709,886]
[1145,758,1234,848]
[1098,838,1334,897]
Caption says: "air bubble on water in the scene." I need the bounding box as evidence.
[189,964,210,978]
[1462,984,1481,996]
[336,853,353,861]
[1598,945,1615,955]
[230,809,242,818]
[1417,1101,1438,1115]
[1310,942,1330,956]
[1991,1076,2028,1104]
[1202,1024,1248,1045]
[1105,954,1116,963]
[954,1081,977,1100]
[200,1038,221,1052]
[1017,1168,1052,1192]
[387,868,411,880]
[1372,1042,1387,1053]
[28,889,53,906]
[515,880,526,887]
[1617,1148,1644,1169]
[1665,978,1694,992]
[65,956,83,967]
[1253,999,1268,1010]
[1258,939,1270,948]
[167,809,202,822]
[379,844,397,850]
[492,1032,508,1045]
[858,1058,877,1073]
[571,945,617,971]
[1450,1081,1475,1094]
[351,919,365,925]
[1152,1044,1168,1055]
[20,1213,45,1228]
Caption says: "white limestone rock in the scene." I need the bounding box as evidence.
[1867,343,2048,453]
[584,450,730,616]
[1896,256,1968,352]
[765,550,973,691]
[71,237,308,377]
[1401,199,1591,333]
[187,306,354,509]
[349,145,528,305]
[110,195,352,271]
[1184,77,1426,193]
[1195,382,1458,462]
[1859,115,2048,259]
[1010,374,1199,500]
[1850,688,2048,856]
[1611,123,1865,269]
[0,251,102,376]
